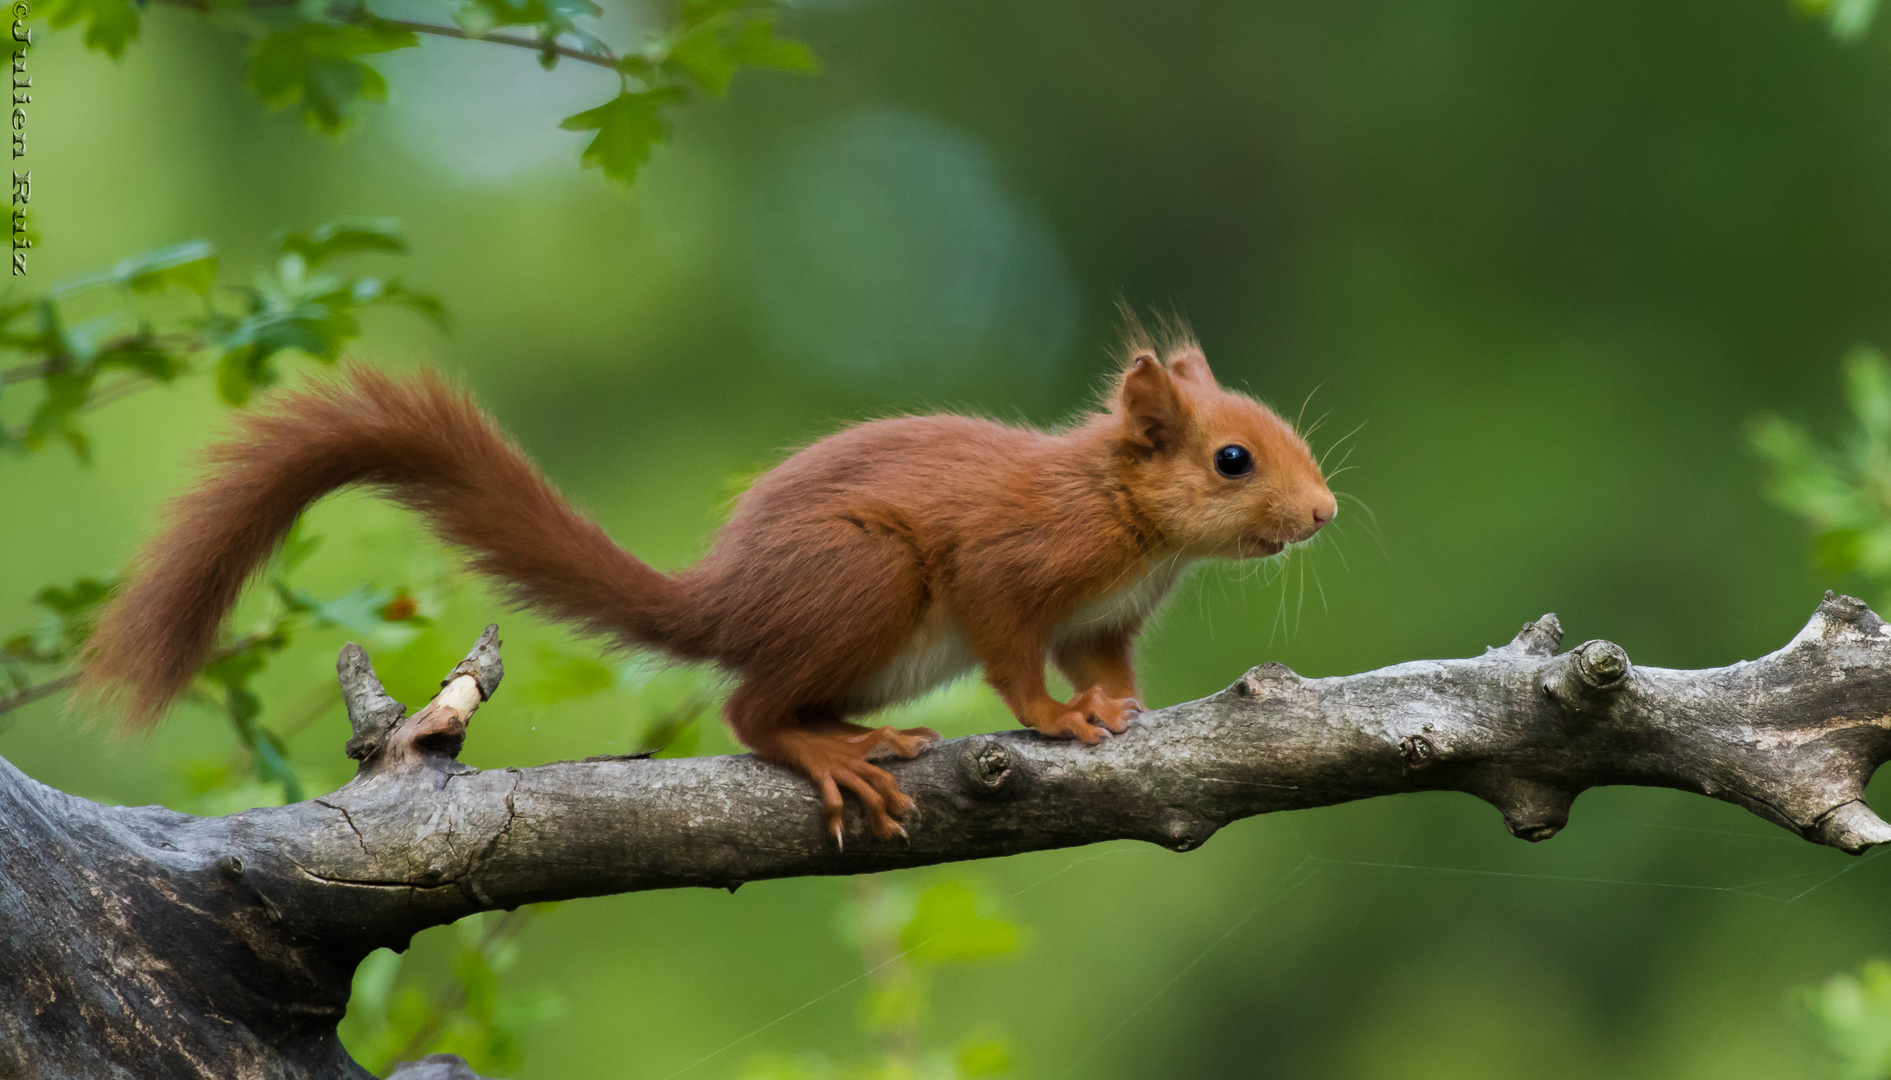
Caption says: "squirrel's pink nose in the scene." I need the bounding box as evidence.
[1310,493,1337,529]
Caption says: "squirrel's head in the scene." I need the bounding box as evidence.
[1110,342,1335,559]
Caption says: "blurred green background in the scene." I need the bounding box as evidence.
[7,0,1891,1076]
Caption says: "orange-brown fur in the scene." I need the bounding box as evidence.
[82,331,1334,843]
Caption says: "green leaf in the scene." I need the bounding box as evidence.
[215,347,253,406]
[94,335,188,382]
[14,576,118,661]
[899,882,1020,964]
[0,298,33,344]
[120,240,219,296]
[277,219,407,268]
[39,0,140,59]
[1804,959,1891,1079]
[669,9,816,97]
[216,344,267,406]
[25,297,74,360]
[1845,345,1891,447]
[1858,524,1891,581]
[668,24,742,97]
[1797,0,1882,41]
[198,626,301,799]
[215,299,359,371]
[640,705,701,757]
[956,1031,1015,1077]
[205,219,441,384]
[346,276,454,332]
[450,1,499,35]
[24,367,95,462]
[252,729,303,802]
[559,89,684,185]
[680,0,753,28]
[205,223,444,401]
[300,585,425,646]
[446,0,609,70]
[453,0,600,32]
[724,16,817,74]
[248,22,417,135]
[1749,413,1858,527]
[274,521,325,577]
[855,968,926,1035]
[35,577,114,616]
[46,240,216,301]
[382,283,452,331]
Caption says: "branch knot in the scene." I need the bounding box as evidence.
[1233,662,1297,697]
[957,736,1018,795]
[1400,733,1438,771]
[1493,613,1563,657]
[1572,639,1630,689]
[1473,777,1574,842]
[1541,639,1632,715]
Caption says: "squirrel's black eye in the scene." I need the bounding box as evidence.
[1214,444,1253,478]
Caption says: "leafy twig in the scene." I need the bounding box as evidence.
[40,0,817,185]
[369,18,617,70]
[0,629,272,720]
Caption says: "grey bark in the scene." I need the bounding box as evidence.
[7,594,1891,1079]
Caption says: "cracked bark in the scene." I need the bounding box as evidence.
[9,595,1891,1078]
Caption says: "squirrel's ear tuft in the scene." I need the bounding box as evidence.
[1120,352,1184,451]
[1168,348,1217,389]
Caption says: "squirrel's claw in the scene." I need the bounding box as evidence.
[775,726,920,849]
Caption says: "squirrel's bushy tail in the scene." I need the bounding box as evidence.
[83,365,695,727]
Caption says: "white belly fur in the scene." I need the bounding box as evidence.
[1051,557,1190,647]
[849,604,980,709]
[848,557,1192,710]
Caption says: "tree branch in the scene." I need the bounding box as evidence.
[372,18,621,72]
[0,670,76,716]
[8,595,1891,1078]
[143,0,627,72]
[0,631,274,719]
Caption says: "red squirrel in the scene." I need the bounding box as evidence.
[80,327,1335,843]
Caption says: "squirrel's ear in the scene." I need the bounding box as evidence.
[1120,352,1184,450]
[1168,348,1217,388]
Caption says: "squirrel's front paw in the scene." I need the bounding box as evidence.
[1076,685,1142,734]
[1028,686,1142,744]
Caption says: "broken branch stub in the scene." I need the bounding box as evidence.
[340,624,502,774]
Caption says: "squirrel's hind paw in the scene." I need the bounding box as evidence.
[777,727,921,844]
[850,724,942,760]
